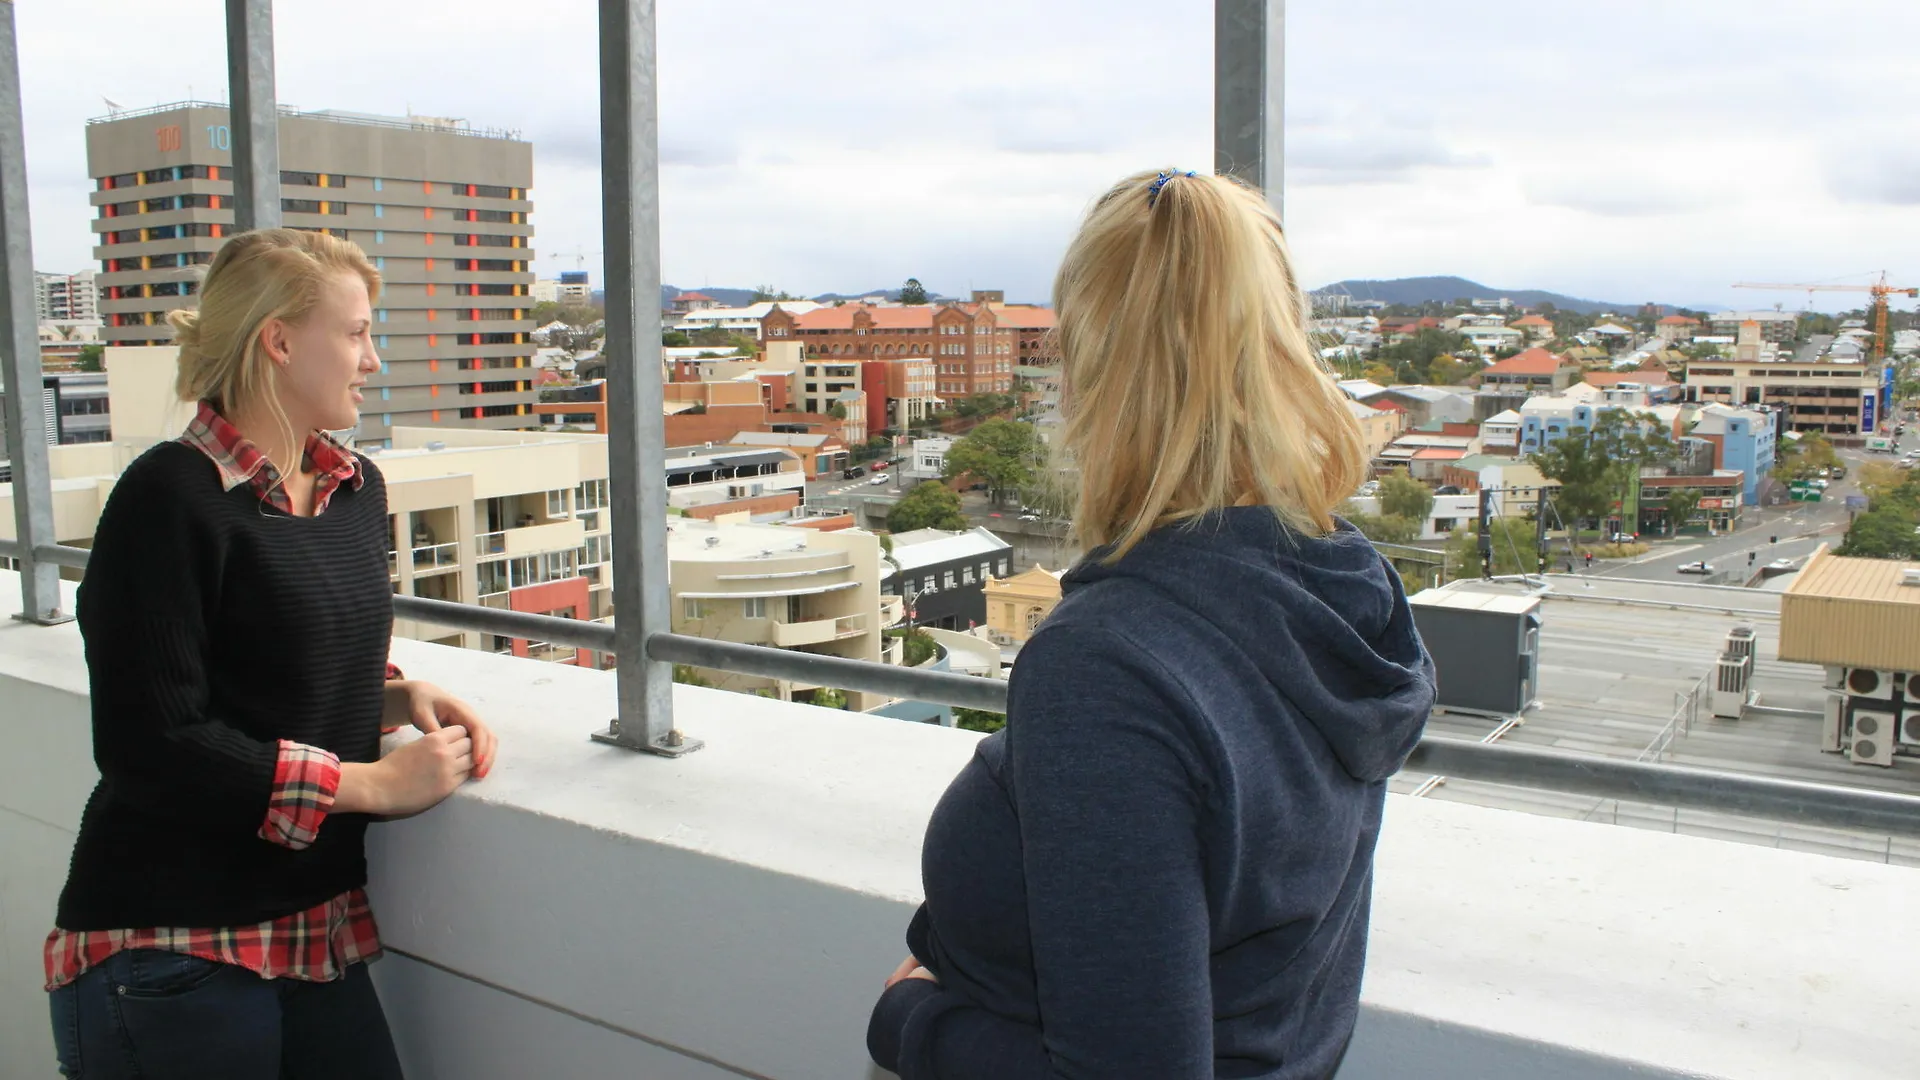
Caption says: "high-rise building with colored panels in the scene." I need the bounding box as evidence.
[84,102,538,445]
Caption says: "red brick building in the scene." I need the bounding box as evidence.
[990,303,1058,365]
[761,302,1014,398]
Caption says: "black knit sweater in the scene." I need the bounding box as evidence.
[55,440,394,930]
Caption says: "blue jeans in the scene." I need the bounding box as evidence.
[47,950,404,1080]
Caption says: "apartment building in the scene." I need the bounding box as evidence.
[861,356,939,431]
[981,298,1057,365]
[1686,403,1777,506]
[531,271,592,305]
[673,300,825,338]
[883,527,1015,631]
[35,270,99,322]
[1346,398,1405,460]
[85,102,537,446]
[1707,310,1797,343]
[1480,347,1582,395]
[1682,357,1893,437]
[667,518,893,709]
[762,302,1015,397]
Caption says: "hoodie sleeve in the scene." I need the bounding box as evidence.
[881,627,1214,1080]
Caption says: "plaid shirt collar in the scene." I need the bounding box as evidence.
[179,400,363,513]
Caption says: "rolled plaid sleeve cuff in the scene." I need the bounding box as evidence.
[259,740,342,850]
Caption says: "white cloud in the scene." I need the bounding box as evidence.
[12,0,1920,311]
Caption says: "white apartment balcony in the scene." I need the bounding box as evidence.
[879,594,905,627]
[409,541,461,575]
[769,612,867,648]
[6,569,1918,1078]
[476,519,587,561]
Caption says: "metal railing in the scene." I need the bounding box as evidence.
[7,0,1920,838]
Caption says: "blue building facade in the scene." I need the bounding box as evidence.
[1689,405,1776,506]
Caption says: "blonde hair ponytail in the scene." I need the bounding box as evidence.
[1053,170,1366,562]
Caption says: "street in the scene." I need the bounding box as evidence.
[1586,445,1874,584]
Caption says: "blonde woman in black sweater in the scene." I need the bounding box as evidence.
[44,229,498,1079]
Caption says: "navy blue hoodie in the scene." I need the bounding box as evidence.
[868,509,1434,1079]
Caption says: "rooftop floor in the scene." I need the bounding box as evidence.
[1394,575,1920,867]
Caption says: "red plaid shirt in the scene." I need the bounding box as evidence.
[45,402,392,991]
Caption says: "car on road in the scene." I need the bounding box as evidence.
[1768,558,1798,571]
[868,473,890,486]
[841,465,866,479]
[1357,481,1380,496]
[1018,513,1041,522]
[1608,531,1638,544]
[1677,561,1714,575]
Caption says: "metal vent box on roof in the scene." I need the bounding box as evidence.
[1408,588,1542,716]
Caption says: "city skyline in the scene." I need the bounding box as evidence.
[14,0,1920,313]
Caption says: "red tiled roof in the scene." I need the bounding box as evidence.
[1411,447,1466,461]
[1657,315,1701,325]
[791,304,942,331]
[1483,347,1569,375]
[1370,398,1408,413]
[993,305,1056,329]
[678,292,714,301]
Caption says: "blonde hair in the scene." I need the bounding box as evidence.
[1053,170,1365,562]
[167,228,382,441]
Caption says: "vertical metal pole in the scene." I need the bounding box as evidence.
[0,1,69,625]
[1214,0,1285,216]
[224,0,281,232]
[592,0,696,756]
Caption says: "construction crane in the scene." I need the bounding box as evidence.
[1732,272,1918,361]
[551,248,602,273]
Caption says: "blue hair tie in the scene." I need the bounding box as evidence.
[1147,170,1197,207]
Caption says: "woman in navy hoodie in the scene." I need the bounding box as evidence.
[867,170,1436,1079]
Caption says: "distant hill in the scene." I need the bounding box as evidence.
[1311,276,1661,316]
[660,285,757,308]
[657,285,957,307]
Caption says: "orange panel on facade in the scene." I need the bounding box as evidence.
[431,410,440,421]
[430,385,440,397]
[429,359,439,372]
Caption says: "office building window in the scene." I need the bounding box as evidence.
[943,571,956,589]
[682,598,707,621]
[742,597,766,619]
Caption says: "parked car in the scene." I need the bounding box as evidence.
[1768,558,1797,571]
[1677,561,1714,575]
[1435,485,1462,495]
[1357,481,1380,497]
[1608,532,1638,544]
[868,473,890,486]
[841,465,866,479]
[1018,513,1042,522]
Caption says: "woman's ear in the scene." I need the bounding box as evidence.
[260,318,292,367]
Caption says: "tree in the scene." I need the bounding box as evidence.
[76,344,104,373]
[955,708,1006,734]
[1360,361,1396,384]
[1343,511,1421,545]
[1532,429,1613,530]
[1377,328,1474,384]
[888,628,939,666]
[807,687,848,710]
[1444,518,1544,579]
[1377,467,1434,523]
[887,481,969,532]
[1839,508,1920,559]
[661,330,691,347]
[1661,487,1703,534]
[1427,355,1475,385]
[944,418,1040,504]
[672,664,712,687]
[828,402,848,420]
[899,277,929,305]
[751,284,798,303]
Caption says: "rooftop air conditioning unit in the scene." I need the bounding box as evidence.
[1822,693,1845,753]
[1712,654,1752,719]
[1850,708,1897,767]
[1723,626,1756,662]
[1902,711,1920,748]
[704,536,720,548]
[1823,665,1846,691]
[1845,668,1902,702]
[1901,569,1920,588]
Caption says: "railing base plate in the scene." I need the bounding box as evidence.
[591,722,705,757]
[12,609,75,627]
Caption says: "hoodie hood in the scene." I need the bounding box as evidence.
[1063,508,1434,782]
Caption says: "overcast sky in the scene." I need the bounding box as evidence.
[16,1,1920,313]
